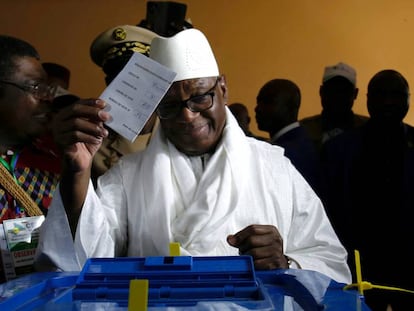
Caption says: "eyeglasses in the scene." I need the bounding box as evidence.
[157,77,219,119]
[0,80,57,100]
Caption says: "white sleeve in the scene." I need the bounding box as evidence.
[35,165,128,271]
[76,165,129,260]
[284,166,352,284]
[34,182,83,272]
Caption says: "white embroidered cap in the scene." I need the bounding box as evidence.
[149,28,219,82]
[322,62,356,86]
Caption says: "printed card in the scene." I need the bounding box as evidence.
[2,216,45,276]
[99,52,176,142]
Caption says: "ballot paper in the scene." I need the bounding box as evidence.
[100,52,177,142]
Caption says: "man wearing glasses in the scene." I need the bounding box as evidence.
[36,29,351,285]
[0,35,61,281]
[0,35,60,221]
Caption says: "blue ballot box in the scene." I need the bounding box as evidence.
[0,255,371,310]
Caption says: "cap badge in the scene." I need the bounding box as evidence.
[112,28,127,41]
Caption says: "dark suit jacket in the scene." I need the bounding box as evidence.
[322,121,414,308]
[273,125,324,201]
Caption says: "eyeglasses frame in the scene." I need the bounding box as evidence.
[0,79,56,100]
[157,77,220,119]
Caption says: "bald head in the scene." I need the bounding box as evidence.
[255,79,301,136]
[367,69,409,124]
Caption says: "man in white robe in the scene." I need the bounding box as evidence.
[35,29,351,285]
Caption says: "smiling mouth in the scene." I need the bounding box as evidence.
[180,123,209,135]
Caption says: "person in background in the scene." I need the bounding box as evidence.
[42,62,70,91]
[35,28,351,285]
[90,1,193,185]
[42,62,76,110]
[255,78,324,201]
[0,35,61,281]
[300,62,367,154]
[322,69,414,310]
[228,102,267,141]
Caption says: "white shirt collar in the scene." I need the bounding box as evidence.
[271,122,300,142]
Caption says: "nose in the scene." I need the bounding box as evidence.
[39,100,54,115]
[44,95,54,104]
[37,91,55,104]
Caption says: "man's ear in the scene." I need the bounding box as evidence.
[219,74,228,102]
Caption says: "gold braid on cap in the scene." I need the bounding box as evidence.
[102,42,151,67]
